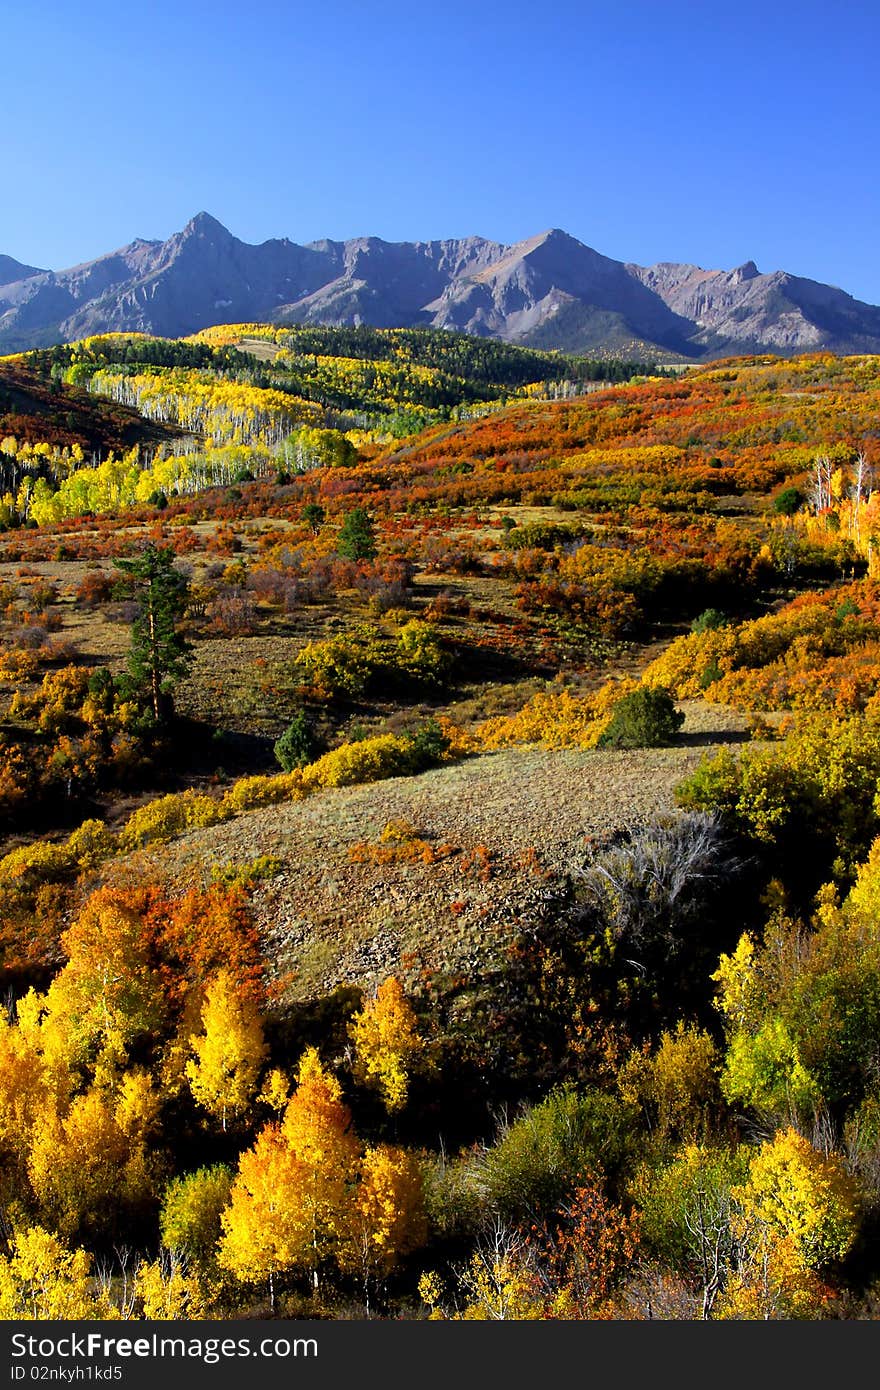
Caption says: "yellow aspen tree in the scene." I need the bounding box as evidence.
[0,1226,115,1320]
[279,1048,360,1290]
[0,1012,49,1170]
[341,1145,428,1315]
[217,1123,307,1310]
[135,1253,206,1319]
[733,1128,859,1269]
[160,1166,233,1266]
[28,1087,155,1242]
[713,1128,860,1319]
[258,1066,291,1111]
[38,887,165,1083]
[349,976,424,1112]
[115,1068,162,1144]
[618,1022,720,1139]
[716,1233,826,1320]
[219,1049,359,1304]
[185,970,267,1130]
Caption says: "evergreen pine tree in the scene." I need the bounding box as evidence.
[337,507,377,561]
[115,544,192,724]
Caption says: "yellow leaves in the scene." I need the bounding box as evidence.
[160,1165,233,1263]
[281,1048,359,1176]
[341,1145,428,1281]
[89,367,320,447]
[119,789,231,850]
[708,1129,860,1318]
[9,664,91,733]
[135,1255,205,1320]
[715,1234,826,1320]
[475,680,635,751]
[64,817,115,871]
[844,834,880,928]
[418,1270,445,1316]
[349,818,452,867]
[0,646,40,682]
[618,1022,720,1140]
[643,626,738,701]
[219,770,302,814]
[42,888,165,1076]
[218,1123,310,1283]
[439,1233,543,1321]
[115,1068,162,1142]
[294,621,447,700]
[219,1046,431,1298]
[349,977,425,1113]
[219,1049,358,1286]
[0,1226,114,1320]
[28,1089,140,1238]
[0,1011,49,1164]
[258,1067,291,1112]
[712,934,761,1030]
[186,971,267,1129]
[733,1128,858,1269]
[299,733,411,789]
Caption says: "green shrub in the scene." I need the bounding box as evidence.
[160,1165,233,1263]
[633,1145,748,1271]
[274,711,316,771]
[691,608,728,634]
[337,506,377,561]
[598,685,684,749]
[675,713,880,863]
[772,485,804,516]
[476,1086,634,1222]
[401,718,450,772]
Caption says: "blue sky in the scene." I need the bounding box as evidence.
[6,0,880,301]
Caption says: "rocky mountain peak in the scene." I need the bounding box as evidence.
[1,216,879,360]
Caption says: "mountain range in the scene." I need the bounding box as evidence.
[3,213,880,361]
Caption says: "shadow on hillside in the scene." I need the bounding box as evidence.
[169,718,277,778]
[676,728,751,748]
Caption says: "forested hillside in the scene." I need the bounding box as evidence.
[1,332,879,1321]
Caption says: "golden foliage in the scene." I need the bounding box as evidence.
[349,977,425,1113]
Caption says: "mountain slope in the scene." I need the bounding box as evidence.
[0,254,45,288]
[3,214,880,359]
[631,259,880,354]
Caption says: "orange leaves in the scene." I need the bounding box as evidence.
[281,1048,359,1175]
[138,881,265,1010]
[543,1177,642,1319]
[647,578,880,714]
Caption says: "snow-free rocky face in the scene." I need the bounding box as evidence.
[3,212,880,358]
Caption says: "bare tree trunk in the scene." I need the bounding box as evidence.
[148,594,161,722]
